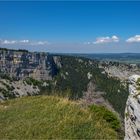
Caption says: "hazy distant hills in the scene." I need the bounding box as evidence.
[55,53,140,64]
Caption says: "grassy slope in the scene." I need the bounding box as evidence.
[0,95,121,139]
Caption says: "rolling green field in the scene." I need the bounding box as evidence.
[0,95,122,139]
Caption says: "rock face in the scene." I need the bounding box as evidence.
[99,62,140,81]
[125,75,140,140]
[0,78,40,101]
[0,49,61,80]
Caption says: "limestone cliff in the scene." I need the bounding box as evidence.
[0,78,40,101]
[125,75,140,140]
[99,62,140,81]
[0,49,62,80]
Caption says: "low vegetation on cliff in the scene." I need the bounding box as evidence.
[0,95,122,139]
[137,78,140,90]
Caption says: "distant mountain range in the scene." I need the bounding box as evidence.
[53,53,140,64]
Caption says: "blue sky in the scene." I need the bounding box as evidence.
[0,1,140,53]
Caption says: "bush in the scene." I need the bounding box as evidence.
[137,78,140,90]
[25,78,42,86]
[90,105,121,131]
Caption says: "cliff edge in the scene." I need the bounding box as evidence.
[125,75,140,140]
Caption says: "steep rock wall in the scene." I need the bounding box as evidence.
[125,75,140,140]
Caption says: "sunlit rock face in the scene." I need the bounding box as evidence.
[0,79,40,101]
[0,49,62,80]
[125,75,140,140]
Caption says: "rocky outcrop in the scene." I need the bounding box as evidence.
[99,62,140,81]
[82,82,115,112]
[0,78,40,101]
[125,75,140,140]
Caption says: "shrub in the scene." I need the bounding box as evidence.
[90,105,121,131]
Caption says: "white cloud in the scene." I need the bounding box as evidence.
[37,41,49,45]
[0,39,50,46]
[37,41,45,45]
[84,42,91,45]
[30,41,50,46]
[2,40,17,45]
[126,35,140,43]
[112,35,119,40]
[93,35,119,44]
[20,40,29,43]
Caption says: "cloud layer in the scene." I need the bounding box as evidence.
[93,35,119,44]
[126,35,140,43]
[84,35,140,45]
[1,35,140,49]
[0,39,50,46]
